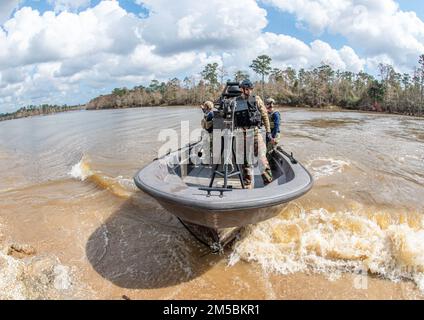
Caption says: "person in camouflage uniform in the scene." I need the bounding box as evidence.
[200,101,214,163]
[238,80,273,188]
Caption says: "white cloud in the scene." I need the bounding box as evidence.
[0,2,142,69]
[0,0,374,113]
[0,1,145,112]
[0,1,229,112]
[222,33,365,76]
[262,0,424,69]
[140,0,268,54]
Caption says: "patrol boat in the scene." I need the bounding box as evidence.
[134,83,313,252]
[134,142,313,252]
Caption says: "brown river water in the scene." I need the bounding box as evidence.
[0,107,423,300]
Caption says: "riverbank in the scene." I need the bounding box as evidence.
[0,105,84,122]
[281,104,424,118]
[2,102,422,124]
[74,101,424,120]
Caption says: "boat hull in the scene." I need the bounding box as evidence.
[159,198,288,229]
[178,219,243,253]
[134,143,313,251]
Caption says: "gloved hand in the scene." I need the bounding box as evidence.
[266,133,273,143]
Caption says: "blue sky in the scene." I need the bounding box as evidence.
[397,0,424,17]
[262,3,348,49]
[1,0,424,112]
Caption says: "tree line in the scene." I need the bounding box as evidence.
[0,104,83,122]
[88,54,424,117]
[3,54,424,120]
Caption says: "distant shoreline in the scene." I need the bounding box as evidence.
[1,103,422,124]
[0,106,84,123]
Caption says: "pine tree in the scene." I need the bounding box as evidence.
[250,55,272,99]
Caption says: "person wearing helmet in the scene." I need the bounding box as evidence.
[238,79,273,188]
[265,98,281,152]
[239,80,271,136]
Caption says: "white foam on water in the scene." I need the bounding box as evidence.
[0,250,83,299]
[0,218,92,299]
[53,265,72,291]
[116,176,139,192]
[69,158,93,181]
[0,251,27,300]
[307,158,351,179]
[229,206,424,292]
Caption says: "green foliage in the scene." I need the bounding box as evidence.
[250,55,272,78]
[201,63,220,89]
[368,80,385,103]
[112,87,129,96]
[234,70,250,83]
[250,55,272,98]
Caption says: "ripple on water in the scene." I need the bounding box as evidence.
[306,158,351,180]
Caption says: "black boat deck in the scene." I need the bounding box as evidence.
[182,157,285,190]
[183,165,244,189]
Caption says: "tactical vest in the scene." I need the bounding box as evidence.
[202,111,214,133]
[269,111,281,131]
[234,95,262,128]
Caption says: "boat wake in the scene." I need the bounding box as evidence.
[68,157,136,198]
[69,157,424,293]
[69,158,93,182]
[306,158,351,180]
[229,203,424,292]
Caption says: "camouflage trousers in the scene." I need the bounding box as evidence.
[242,128,273,186]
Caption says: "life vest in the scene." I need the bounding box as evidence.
[234,95,262,128]
[269,111,280,131]
[201,111,214,133]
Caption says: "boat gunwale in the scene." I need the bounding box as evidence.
[134,146,314,212]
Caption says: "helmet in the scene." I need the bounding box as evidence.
[240,79,254,89]
[266,98,276,105]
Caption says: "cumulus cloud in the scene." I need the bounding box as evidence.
[262,0,424,69]
[0,0,383,113]
[140,0,268,55]
[0,2,142,69]
[0,1,144,112]
[220,32,365,78]
[261,34,365,72]
[0,1,226,112]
